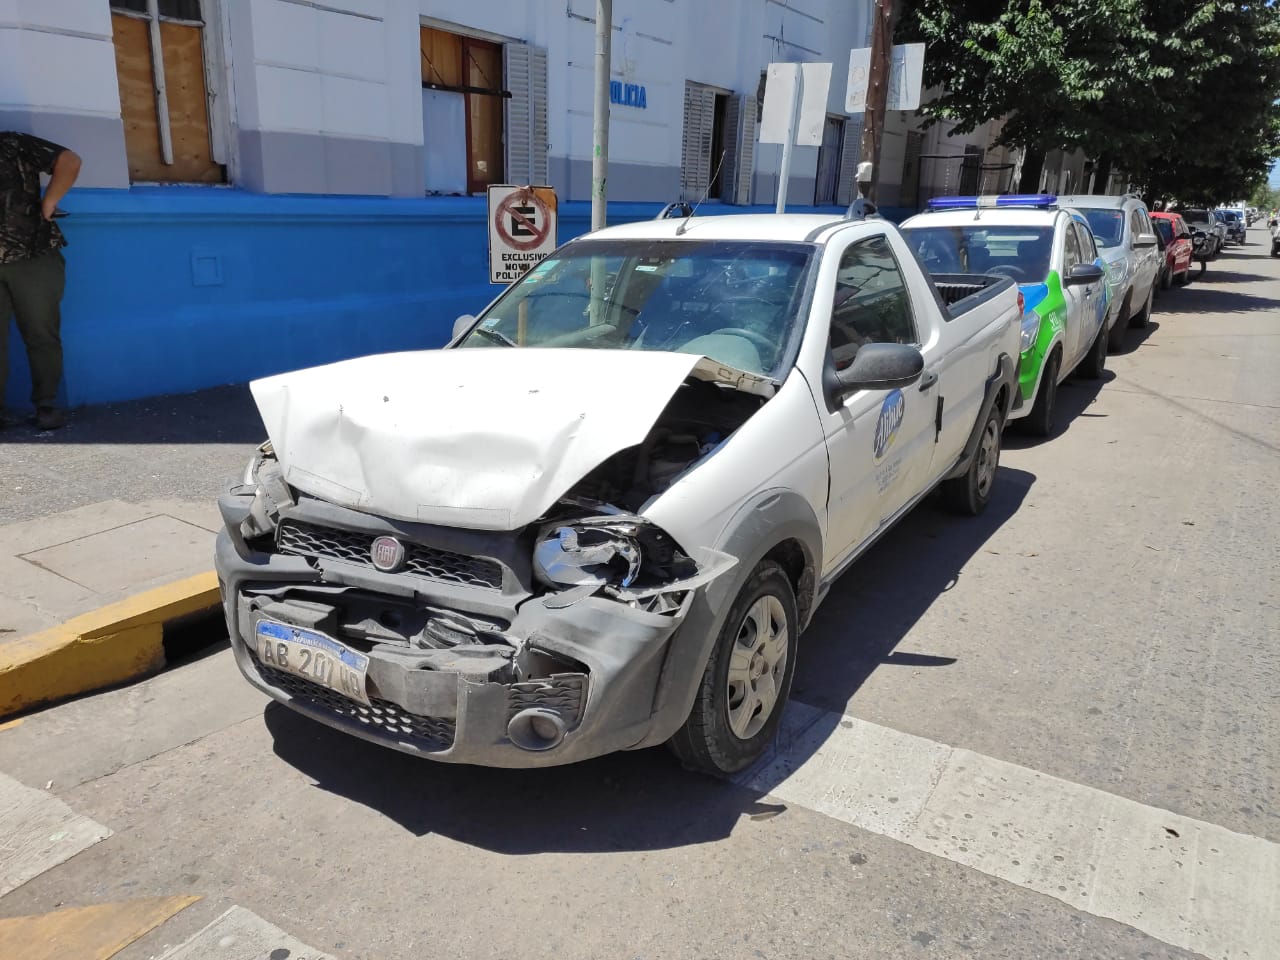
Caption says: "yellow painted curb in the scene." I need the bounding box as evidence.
[0,895,199,960]
[0,572,220,718]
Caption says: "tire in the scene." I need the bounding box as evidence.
[1129,284,1154,329]
[1177,266,1191,286]
[668,561,798,775]
[943,399,1004,514]
[1076,324,1106,380]
[1160,264,1171,291]
[1108,297,1130,351]
[1271,243,1280,258]
[1020,350,1059,437]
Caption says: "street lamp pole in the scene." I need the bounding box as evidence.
[591,0,612,232]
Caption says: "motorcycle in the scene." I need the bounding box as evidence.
[1271,219,1280,258]
[1192,228,1212,275]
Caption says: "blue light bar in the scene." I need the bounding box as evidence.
[927,194,1059,210]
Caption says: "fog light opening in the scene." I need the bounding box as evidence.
[507,708,567,751]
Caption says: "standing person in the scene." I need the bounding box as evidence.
[0,132,81,430]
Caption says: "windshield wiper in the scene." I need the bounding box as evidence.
[471,326,518,347]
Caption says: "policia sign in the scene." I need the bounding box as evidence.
[488,185,558,284]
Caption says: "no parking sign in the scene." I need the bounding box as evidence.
[488,185,558,284]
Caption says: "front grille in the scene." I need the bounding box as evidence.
[277,520,503,590]
[255,658,456,750]
[507,673,588,727]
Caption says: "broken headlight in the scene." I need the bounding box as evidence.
[534,518,644,588]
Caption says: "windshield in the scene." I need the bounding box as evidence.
[1223,210,1241,222]
[456,239,814,378]
[901,225,1054,282]
[1182,209,1210,224]
[1080,209,1125,248]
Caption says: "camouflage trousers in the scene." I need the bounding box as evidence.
[0,249,64,409]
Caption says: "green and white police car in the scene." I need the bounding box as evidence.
[901,195,1112,437]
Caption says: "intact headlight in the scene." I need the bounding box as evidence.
[1019,312,1041,353]
[534,518,643,588]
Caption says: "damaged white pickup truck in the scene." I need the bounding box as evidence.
[215,211,1022,774]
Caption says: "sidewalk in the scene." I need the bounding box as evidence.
[0,385,264,711]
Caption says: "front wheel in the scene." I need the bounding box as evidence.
[1076,325,1107,380]
[668,561,798,775]
[943,400,1004,515]
[1129,284,1154,329]
[1020,351,1059,438]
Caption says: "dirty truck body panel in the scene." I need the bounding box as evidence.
[215,213,1020,767]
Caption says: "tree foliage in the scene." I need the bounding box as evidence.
[898,0,1280,202]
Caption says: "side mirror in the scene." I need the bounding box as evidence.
[1064,262,1105,286]
[1134,233,1158,248]
[452,314,477,341]
[826,342,924,403]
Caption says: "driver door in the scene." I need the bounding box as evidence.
[821,235,937,570]
[1058,223,1087,368]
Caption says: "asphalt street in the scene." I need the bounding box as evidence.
[1,227,1277,959]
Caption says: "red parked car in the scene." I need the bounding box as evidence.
[1150,212,1194,288]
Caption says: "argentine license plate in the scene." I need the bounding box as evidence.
[255,619,370,706]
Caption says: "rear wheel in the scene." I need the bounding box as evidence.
[1021,351,1059,437]
[943,400,1004,515]
[668,561,798,775]
[1160,264,1172,290]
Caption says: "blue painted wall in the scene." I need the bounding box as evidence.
[2,186,913,409]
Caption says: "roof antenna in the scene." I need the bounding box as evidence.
[677,148,728,236]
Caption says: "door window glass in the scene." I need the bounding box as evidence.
[1063,222,1082,270]
[1074,223,1098,261]
[830,236,917,367]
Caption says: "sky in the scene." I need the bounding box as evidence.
[1271,160,1280,189]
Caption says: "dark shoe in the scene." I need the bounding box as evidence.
[0,409,21,429]
[35,406,66,430]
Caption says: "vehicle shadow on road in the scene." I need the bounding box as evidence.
[264,466,1034,854]
[1002,368,1116,450]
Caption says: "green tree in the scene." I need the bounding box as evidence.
[898,0,1280,200]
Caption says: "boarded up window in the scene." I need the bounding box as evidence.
[110,2,223,183]
[421,26,505,195]
[681,82,715,200]
[720,93,756,206]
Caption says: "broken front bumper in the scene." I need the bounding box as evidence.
[214,498,700,768]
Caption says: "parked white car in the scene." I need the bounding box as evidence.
[215,211,1021,774]
[1058,195,1163,351]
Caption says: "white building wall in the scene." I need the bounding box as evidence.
[0,0,128,187]
[232,0,423,195]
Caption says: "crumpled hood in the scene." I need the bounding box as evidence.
[250,348,771,531]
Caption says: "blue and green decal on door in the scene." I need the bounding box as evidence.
[873,389,906,462]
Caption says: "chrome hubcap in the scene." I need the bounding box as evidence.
[976,419,1000,498]
[725,595,789,740]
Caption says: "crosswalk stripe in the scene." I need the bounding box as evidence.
[736,702,1279,960]
[156,906,335,960]
[0,772,111,898]
[0,895,198,960]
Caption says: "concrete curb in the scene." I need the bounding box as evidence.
[0,572,220,719]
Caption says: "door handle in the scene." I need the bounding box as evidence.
[918,369,938,392]
[1084,287,1094,298]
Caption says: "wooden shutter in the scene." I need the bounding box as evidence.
[836,117,864,206]
[721,93,756,205]
[680,81,715,200]
[504,44,549,185]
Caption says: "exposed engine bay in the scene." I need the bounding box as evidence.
[564,378,766,513]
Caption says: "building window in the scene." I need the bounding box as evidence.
[420,26,505,195]
[109,1,225,184]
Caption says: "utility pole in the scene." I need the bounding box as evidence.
[591,0,612,232]
[859,0,896,202]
